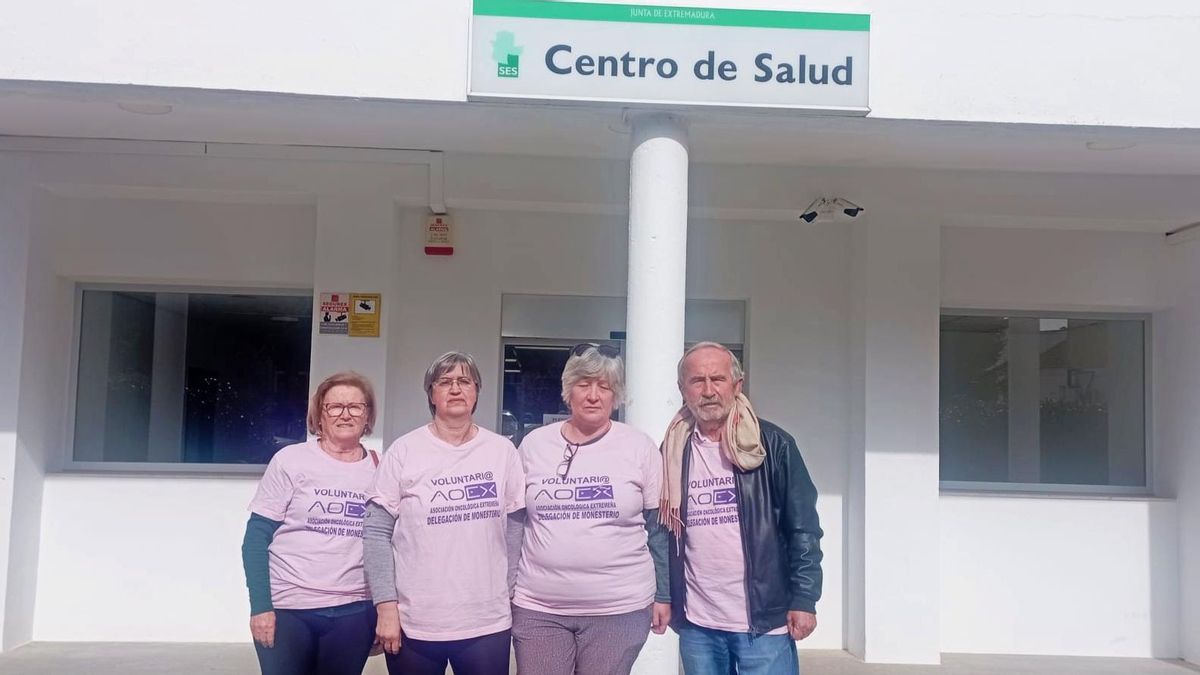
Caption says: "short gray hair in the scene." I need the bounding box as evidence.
[677,341,744,385]
[561,348,626,406]
[423,351,483,416]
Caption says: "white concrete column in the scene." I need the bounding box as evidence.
[311,193,400,453]
[847,211,941,664]
[625,113,689,436]
[1162,237,1200,665]
[0,156,33,649]
[625,113,687,675]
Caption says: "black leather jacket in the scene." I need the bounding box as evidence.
[668,419,823,633]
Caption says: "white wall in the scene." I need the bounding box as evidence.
[43,196,316,291]
[2,1,1199,128]
[939,225,1179,658]
[940,494,1179,657]
[33,475,261,641]
[942,227,1166,313]
[500,294,747,345]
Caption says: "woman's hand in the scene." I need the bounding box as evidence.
[375,601,403,655]
[651,602,671,635]
[250,611,276,648]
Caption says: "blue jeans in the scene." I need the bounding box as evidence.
[678,622,798,675]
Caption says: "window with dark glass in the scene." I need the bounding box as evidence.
[940,313,1146,488]
[74,290,312,464]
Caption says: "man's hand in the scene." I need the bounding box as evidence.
[787,610,816,641]
[650,602,671,635]
[250,611,276,648]
[375,601,403,655]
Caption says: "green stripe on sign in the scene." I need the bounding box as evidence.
[473,0,869,31]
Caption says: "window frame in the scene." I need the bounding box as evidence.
[63,282,314,474]
[938,307,1154,497]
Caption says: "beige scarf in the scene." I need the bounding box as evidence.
[658,393,765,539]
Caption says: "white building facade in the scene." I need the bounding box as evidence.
[1,1,1199,671]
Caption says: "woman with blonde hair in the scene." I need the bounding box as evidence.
[241,371,380,675]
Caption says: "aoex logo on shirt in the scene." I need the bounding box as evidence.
[308,488,368,518]
[431,471,498,502]
[492,31,523,78]
[688,477,737,506]
[575,484,614,501]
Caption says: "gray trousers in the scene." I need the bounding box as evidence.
[511,604,652,675]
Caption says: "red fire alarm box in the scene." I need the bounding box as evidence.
[425,215,454,255]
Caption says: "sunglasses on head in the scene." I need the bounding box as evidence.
[570,343,620,358]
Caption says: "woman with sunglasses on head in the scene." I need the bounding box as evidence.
[362,351,525,675]
[241,371,381,675]
[510,343,671,675]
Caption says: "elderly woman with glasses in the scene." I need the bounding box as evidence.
[510,343,671,675]
[241,371,381,675]
[362,351,526,675]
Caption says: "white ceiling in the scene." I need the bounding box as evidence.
[2,80,1199,176]
[2,81,1199,234]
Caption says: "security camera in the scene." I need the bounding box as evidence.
[799,197,864,223]
[799,198,823,224]
[832,198,865,219]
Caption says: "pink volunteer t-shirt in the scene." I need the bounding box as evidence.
[514,421,661,616]
[248,440,378,610]
[684,431,787,634]
[367,425,525,641]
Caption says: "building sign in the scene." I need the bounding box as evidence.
[319,293,350,335]
[348,293,381,338]
[469,0,869,112]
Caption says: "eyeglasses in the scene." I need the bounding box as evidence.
[433,377,476,391]
[570,343,620,358]
[323,402,369,418]
[557,441,582,479]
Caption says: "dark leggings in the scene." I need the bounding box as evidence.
[385,628,511,675]
[254,602,377,675]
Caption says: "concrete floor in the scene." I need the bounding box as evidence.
[0,643,1197,674]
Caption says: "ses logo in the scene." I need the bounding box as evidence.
[492,31,523,78]
[432,481,498,502]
